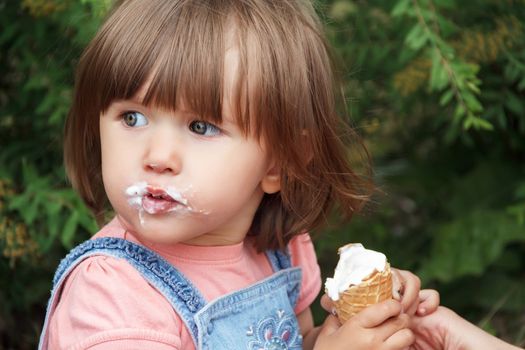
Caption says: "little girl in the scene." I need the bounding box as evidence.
[39,1,437,349]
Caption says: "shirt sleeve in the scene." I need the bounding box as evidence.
[46,255,188,350]
[288,233,322,314]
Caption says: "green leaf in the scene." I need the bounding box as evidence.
[419,210,525,283]
[430,54,449,90]
[47,212,61,240]
[61,211,79,248]
[475,118,494,130]
[454,103,466,119]
[391,0,411,17]
[35,93,57,115]
[463,93,483,113]
[439,89,454,105]
[22,195,40,225]
[77,207,98,233]
[463,114,493,130]
[45,200,62,218]
[507,204,525,225]
[405,24,429,51]
[435,14,458,36]
[7,193,29,211]
[466,81,480,94]
[433,0,456,8]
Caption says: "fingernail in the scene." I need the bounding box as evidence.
[418,307,426,315]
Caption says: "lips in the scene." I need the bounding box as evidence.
[142,186,185,214]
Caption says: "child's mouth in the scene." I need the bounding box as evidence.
[142,186,187,215]
[125,182,191,217]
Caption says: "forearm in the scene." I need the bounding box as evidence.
[441,307,521,350]
[458,319,522,350]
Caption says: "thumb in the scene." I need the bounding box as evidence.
[320,294,334,313]
[319,314,341,337]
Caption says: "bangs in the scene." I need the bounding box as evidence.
[78,0,329,142]
[75,0,342,160]
[81,0,236,127]
[142,2,226,125]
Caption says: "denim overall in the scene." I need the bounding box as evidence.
[38,237,303,350]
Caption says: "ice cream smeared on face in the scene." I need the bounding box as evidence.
[325,243,387,301]
[124,181,205,224]
[125,181,148,224]
[126,181,148,207]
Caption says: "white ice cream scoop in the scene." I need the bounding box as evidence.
[325,243,393,322]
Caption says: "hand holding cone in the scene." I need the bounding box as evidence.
[332,263,393,323]
[325,243,393,323]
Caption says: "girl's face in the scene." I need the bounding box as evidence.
[99,49,280,246]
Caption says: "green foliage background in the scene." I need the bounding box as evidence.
[1,0,524,348]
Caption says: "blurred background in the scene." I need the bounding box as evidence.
[1,0,524,348]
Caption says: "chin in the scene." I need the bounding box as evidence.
[133,218,200,244]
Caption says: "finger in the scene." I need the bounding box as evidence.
[384,328,415,349]
[417,289,440,316]
[320,294,335,314]
[393,269,421,315]
[353,299,402,328]
[318,314,341,337]
[375,312,411,341]
[392,270,403,300]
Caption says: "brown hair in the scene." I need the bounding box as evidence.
[64,0,374,251]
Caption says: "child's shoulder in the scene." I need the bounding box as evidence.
[287,233,317,265]
[62,254,152,296]
[60,255,177,320]
[49,254,184,347]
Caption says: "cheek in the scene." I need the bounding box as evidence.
[101,164,123,209]
[198,145,267,183]
[190,149,268,202]
[100,147,135,211]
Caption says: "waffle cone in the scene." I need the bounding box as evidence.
[333,263,393,323]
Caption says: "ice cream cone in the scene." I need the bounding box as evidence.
[324,243,394,323]
[332,263,392,323]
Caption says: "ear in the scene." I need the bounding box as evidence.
[261,161,281,194]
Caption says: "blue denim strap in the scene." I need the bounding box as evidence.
[50,237,206,345]
[265,248,292,271]
[264,249,301,308]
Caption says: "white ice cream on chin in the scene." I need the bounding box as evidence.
[125,181,148,224]
[325,244,387,301]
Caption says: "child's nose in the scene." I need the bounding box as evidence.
[143,130,182,175]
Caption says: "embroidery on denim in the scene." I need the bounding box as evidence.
[246,308,302,350]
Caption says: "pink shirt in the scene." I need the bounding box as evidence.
[47,218,322,349]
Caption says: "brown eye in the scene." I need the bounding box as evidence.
[122,111,148,127]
